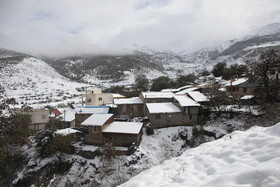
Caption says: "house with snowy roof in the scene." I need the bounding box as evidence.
[74,106,110,127]
[145,95,200,128]
[225,78,257,97]
[81,113,114,145]
[161,85,193,93]
[81,113,143,147]
[186,91,209,104]
[114,97,144,118]
[102,121,143,147]
[139,92,174,103]
[57,109,76,128]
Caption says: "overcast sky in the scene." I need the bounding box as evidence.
[0,0,280,57]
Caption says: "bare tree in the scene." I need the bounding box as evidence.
[246,49,280,103]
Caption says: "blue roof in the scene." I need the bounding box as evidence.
[76,106,110,109]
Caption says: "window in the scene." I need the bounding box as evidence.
[42,115,46,119]
[189,115,192,120]
[93,126,97,132]
[156,113,160,119]
[38,124,45,130]
[185,107,189,114]
[122,105,127,113]
[243,88,247,93]
[236,87,239,91]
[134,105,138,111]
[98,97,102,101]
[87,98,92,102]
[232,87,235,92]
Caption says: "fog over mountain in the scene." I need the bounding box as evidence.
[0,0,280,57]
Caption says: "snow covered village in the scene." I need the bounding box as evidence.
[1,1,280,187]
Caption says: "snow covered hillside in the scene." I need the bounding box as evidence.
[186,23,280,70]
[43,23,280,86]
[121,123,280,187]
[0,56,91,107]
[15,126,193,186]
[45,50,198,87]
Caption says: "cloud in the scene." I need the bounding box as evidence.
[0,0,279,57]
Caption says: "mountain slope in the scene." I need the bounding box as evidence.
[43,23,280,86]
[187,22,280,69]
[44,50,197,87]
[0,49,90,107]
[121,123,280,187]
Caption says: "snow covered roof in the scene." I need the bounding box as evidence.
[187,91,209,102]
[120,123,280,187]
[58,111,75,122]
[174,95,200,107]
[81,113,113,126]
[114,97,143,105]
[55,128,81,136]
[240,95,254,100]
[75,106,109,114]
[112,94,125,98]
[225,78,248,86]
[161,85,193,93]
[141,92,174,99]
[103,121,143,134]
[161,88,180,93]
[175,87,199,94]
[146,103,181,113]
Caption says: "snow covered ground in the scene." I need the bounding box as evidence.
[15,126,193,186]
[120,123,280,187]
[0,57,93,108]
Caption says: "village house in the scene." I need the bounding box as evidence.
[102,121,143,147]
[112,93,126,99]
[81,113,114,145]
[186,91,209,104]
[145,94,200,128]
[114,97,144,119]
[14,107,49,130]
[161,85,193,93]
[139,92,174,103]
[175,87,200,95]
[74,106,110,127]
[57,109,76,128]
[225,78,257,97]
[145,103,183,128]
[173,95,200,123]
[81,113,143,147]
[82,89,113,106]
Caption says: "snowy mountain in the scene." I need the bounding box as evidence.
[2,23,279,91]
[0,49,91,107]
[44,50,197,87]
[187,22,280,69]
[43,23,280,86]
[121,123,280,187]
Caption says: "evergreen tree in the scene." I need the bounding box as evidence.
[150,76,176,91]
[135,74,149,92]
[212,62,227,77]
[176,74,197,87]
[0,85,32,186]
